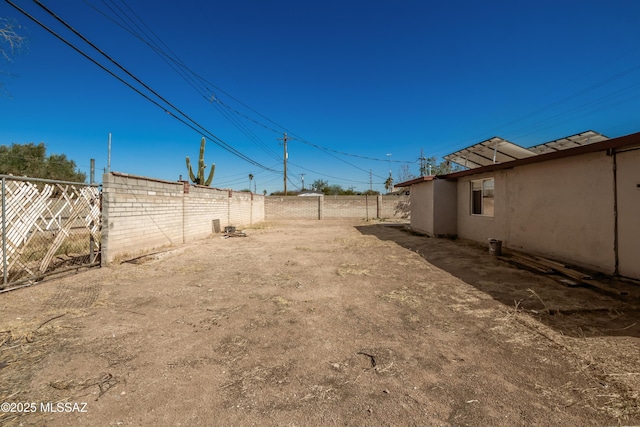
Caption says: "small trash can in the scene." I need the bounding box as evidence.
[488,239,502,256]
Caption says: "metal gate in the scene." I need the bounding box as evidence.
[1,175,101,291]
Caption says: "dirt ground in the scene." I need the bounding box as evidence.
[1,219,640,426]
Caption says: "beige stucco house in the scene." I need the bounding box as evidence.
[398,131,640,280]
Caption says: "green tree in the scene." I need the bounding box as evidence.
[420,156,463,176]
[311,179,329,193]
[384,176,394,193]
[0,142,87,182]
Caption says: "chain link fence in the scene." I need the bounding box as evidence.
[1,175,101,291]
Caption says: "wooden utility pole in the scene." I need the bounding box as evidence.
[278,132,289,195]
[369,169,373,192]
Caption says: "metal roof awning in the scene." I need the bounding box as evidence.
[528,130,609,155]
[444,137,536,169]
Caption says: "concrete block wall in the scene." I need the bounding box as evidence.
[379,195,411,219]
[265,196,322,219]
[229,191,254,226]
[184,185,232,241]
[323,195,376,219]
[251,193,265,225]
[102,173,184,263]
[265,195,410,220]
[102,173,264,263]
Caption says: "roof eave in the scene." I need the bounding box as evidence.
[442,130,640,180]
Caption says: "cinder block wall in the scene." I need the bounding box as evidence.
[102,173,263,263]
[102,173,183,263]
[323,195,375,218]
[184,185,231,241]
[379,195,410,219]
[265,195,410,220]
[265,196,322,219]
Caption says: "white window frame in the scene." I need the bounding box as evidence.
[471,178,494,217]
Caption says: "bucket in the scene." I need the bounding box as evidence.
[488,239,502,256]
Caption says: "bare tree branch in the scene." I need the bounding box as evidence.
[0,18,26,62]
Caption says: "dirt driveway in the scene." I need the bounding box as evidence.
[1,220,639,426]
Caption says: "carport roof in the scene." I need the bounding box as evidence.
[528,130,608,154]
[443,137,536,169]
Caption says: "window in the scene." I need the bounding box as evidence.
[471,178,494,216]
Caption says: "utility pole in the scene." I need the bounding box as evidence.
[386,153,392,176]
[301,173,305,191]
[278,132,289,195]
[419,148,427,177]
[369,169,373,192]
[107,133,112,173]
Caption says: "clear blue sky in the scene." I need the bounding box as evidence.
[2,0,640,194]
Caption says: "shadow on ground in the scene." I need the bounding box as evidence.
[356,223,640,339]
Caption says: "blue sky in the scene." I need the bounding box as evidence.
[1,0,640,194]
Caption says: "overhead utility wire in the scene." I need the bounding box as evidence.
[212,97,413,163]
[13,0,279,173]
[31,0,276,172]
[88,0,283,162]
[504,79,640,141]
[87,0,209,96]
[211,100,282,162]
[285,160,372,185]
[87,0,408,188]
[90,0,408,167]
[449,61,640,152]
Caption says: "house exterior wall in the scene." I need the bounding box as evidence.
[102,173,263,263]
[456,170,509,245]
[433,180,458,236]
[409,181,434,234]
[616,147,640,279]
[456,152,616,273]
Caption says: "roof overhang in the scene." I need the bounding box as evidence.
[396,175,436,188]
[444,130,640,180]
[399,130,640,186]
[528,130,608,154]
[443,137,536,169]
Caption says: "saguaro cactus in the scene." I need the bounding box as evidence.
[186,137,215,186]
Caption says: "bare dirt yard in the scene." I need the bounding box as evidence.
[1,219,640,426]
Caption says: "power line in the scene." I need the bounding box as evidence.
[81,0,418,193]
[31,0,276,171]
[84,0,395,183]
[7,0,279,173]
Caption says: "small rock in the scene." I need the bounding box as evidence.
[383,389,389,394]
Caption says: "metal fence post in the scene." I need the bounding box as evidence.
[2,177,7,287]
